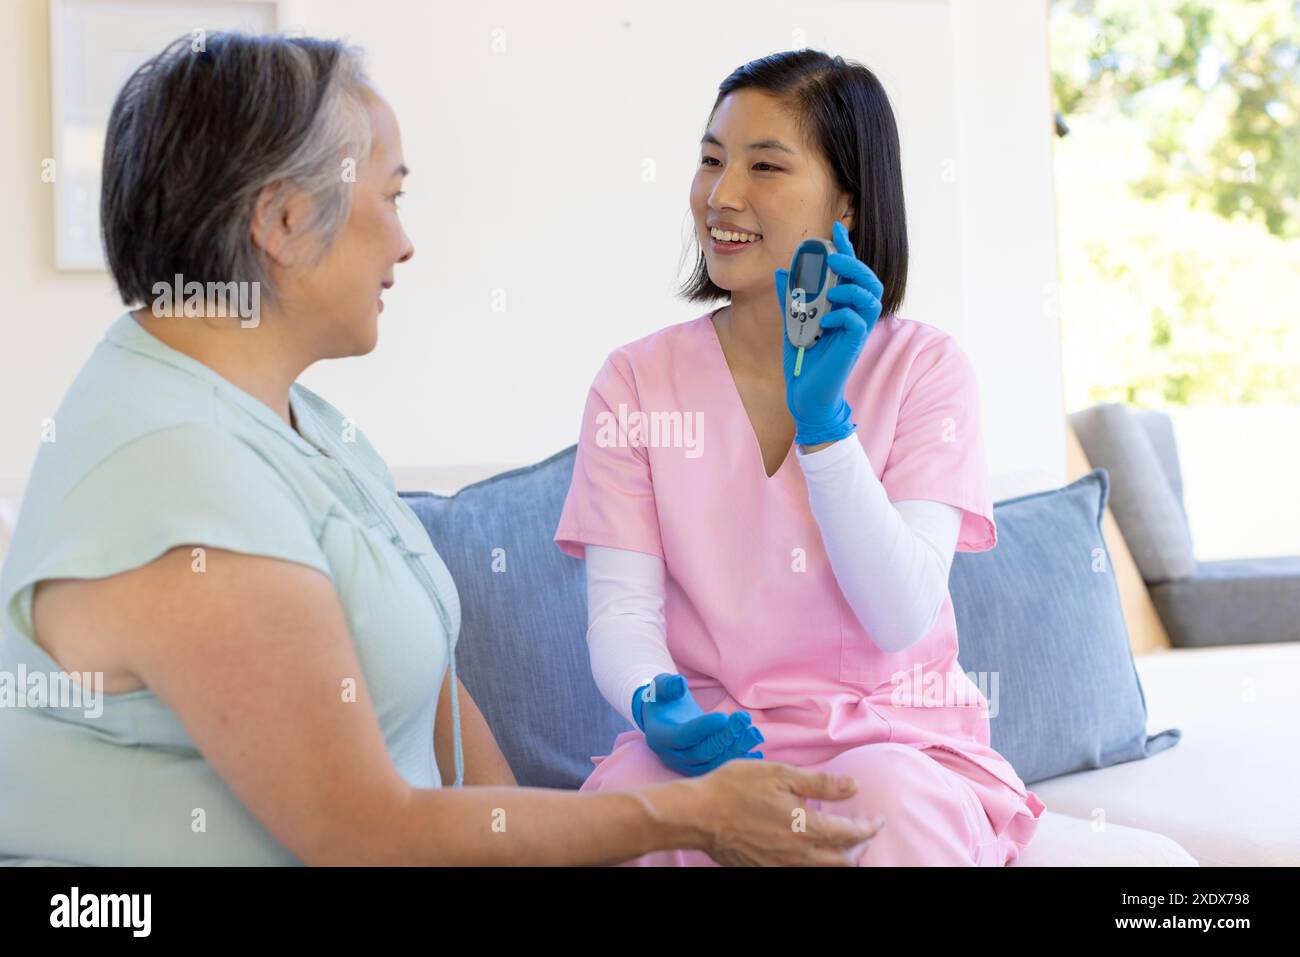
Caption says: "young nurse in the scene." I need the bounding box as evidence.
[554,49,1046,866]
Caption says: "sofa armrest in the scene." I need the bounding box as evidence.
[1149,555,1300,647]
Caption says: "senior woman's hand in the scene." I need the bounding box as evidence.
[683,760,884,866]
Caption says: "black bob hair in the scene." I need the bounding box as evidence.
[680,49,908,317]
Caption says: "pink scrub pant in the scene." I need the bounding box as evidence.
[580,733,1022,866]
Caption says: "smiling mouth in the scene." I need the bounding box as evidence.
[709,226,762,245]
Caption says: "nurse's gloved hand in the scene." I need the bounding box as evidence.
[776,220,884,447]
[632,673,765,776]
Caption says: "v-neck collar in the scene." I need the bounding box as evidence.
[701,308,796,481]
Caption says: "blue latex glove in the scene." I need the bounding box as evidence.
[632,673,764,776]
[775,220,885,446]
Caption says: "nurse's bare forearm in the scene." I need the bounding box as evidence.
[373,778,704,865]
[436,674,516,786]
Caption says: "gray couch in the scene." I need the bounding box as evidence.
[1069,403,1300,647]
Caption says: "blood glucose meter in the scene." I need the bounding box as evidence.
[786,237,838,376]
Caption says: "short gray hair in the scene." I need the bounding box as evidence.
[101,32,372,308]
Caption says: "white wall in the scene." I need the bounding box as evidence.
[0,0,1065,497]
[1164,405,1300,561]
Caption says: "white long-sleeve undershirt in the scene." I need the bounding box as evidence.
[583,438,962,724]
[584,545,676,727]
[795,437,961,652]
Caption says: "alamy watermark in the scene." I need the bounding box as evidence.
[888,665,1000,718]
[151,274,261,328]
[50,887,150,937]
[594,403,704,459]
[0,665,103,719]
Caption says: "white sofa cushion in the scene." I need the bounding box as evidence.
[1023,642,1300,865]
[1012,811,1197,866]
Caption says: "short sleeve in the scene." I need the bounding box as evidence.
[21,424,331,596]
[879,336,997,552]
[554,355,665,560]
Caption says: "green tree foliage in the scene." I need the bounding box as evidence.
[1050,0,1300,407]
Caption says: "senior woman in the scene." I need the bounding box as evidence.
[0,33,881,866]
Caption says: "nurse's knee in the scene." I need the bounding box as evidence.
[815,744,983,865]
[817,743,948,817]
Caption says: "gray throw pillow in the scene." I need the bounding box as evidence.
[949,467,1182,784]
[403,450,1181,792]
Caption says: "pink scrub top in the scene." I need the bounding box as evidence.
[555,310,1044,849]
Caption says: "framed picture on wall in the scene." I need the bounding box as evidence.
[49,0,280,270]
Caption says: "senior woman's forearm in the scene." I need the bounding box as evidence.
[358,778,706,866]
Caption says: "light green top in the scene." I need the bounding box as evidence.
[0,312,463,865]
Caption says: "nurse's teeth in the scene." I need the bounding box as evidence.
[710,227,762,243]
